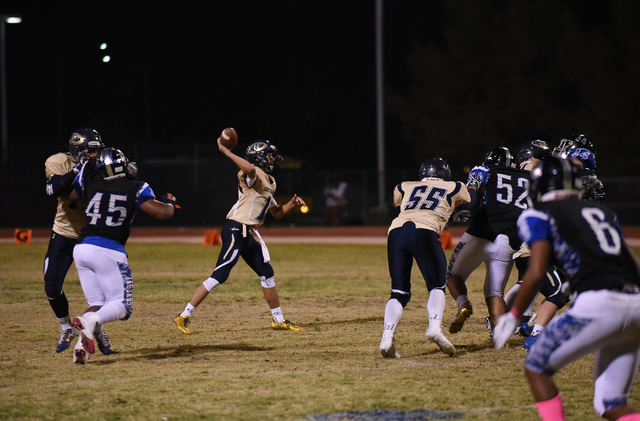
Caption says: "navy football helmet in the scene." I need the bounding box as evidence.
[419,157,451,180]
[68,128,104,159]
[517,140,550,165]
[245,141,283,172]
[96,147,129,179]
[529,157,582,204]
[483,147,515,168]
[552,134,596,158]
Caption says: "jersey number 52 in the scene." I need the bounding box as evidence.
[495,174,529,209]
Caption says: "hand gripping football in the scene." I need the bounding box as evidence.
[220,127,238,150]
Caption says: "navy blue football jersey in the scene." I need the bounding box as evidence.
[73,168,155,245]
[518,200,640,295]
[467,165,530,249]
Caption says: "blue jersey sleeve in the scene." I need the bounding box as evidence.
[136,182,156,207]
[567,148,596,172]
[517,208,552,246]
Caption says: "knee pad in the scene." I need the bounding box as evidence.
[595,395,630,416]
[203,277,220,291]
[390,291,411,307]
[546,291,570,308]
[44,284,63,300]
[260,276,276,288]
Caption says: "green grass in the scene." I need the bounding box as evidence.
[1,242,639,420]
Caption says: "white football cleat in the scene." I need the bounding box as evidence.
[426,325,455,357]
[72,315,99,355]
[379,329,400,359]
[73,337,89,364]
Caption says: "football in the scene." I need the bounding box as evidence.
[220,127,238,150]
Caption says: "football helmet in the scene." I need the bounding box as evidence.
[419,157,451,180]
[68,128,104,159]
[529,156,582,203]
[517,140,550,165]
[245,141,283,172]
[95,147,129,179]
[483,147,515,168]
[552,134,596,158]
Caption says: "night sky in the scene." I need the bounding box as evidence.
[2,1,639,174]
[2,2,388,169]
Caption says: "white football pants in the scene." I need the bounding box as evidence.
[447,232,514,298]
[525,289,640,415]
[73,243,131,323]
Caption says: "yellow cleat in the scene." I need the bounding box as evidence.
[174,315,191,335]
[271,320,303,331]
[449,302,473,334]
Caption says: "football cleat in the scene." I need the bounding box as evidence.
[72,316,97,355]
[485,317,494,339]
[379,329,400,359]
[523,334,539,350]
[56,327,78,353]
[174,315,191,335]
[426,326,455,356]
[449,302,473,334]
[271,319,303,331]
[518,322,534,338]
[95,325,116,355]
[73,338,89,364]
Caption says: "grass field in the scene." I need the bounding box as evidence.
[2,242,639,421]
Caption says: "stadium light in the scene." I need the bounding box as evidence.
[100,43,110,62]
[1,14,22,164]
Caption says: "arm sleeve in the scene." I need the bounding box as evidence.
[46,171,77,197]
[455,186,476,211]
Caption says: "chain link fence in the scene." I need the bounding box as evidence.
[3,142,639,228]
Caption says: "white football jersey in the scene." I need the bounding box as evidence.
[388,178,470,234]
[226,167,277,227]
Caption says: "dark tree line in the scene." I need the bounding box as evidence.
[385,1,640,177]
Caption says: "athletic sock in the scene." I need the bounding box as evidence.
[58,316,72,331]
[181,303,196,318]
[271,307,284,324]
[427,289,446,323]
[535,394,565,421]
[383,298,403,331]
[456,295,470,308]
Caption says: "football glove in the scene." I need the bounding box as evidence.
[127,161,138,178]
[160,193,181,209]
[452,209,471,223]
[466,171,484,190]
[493,311,519,350]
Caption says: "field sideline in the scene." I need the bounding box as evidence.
[2,228,640,420]
[3,225,640,246]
